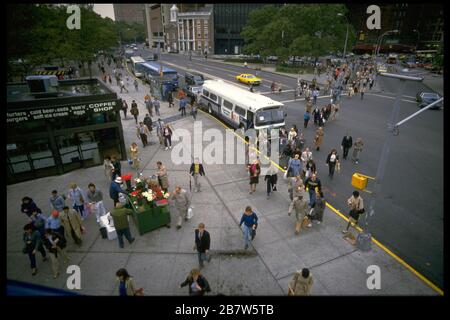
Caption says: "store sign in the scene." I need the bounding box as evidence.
[7,101,118,124]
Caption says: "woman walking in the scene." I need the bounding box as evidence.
[288,268,314,296]
[116,268,144,296]
[103,156,114,181]
[325,149,339,179]
[248,158,261,194]
[163,124,173,151]
[179,268,211,296]
[310,190,325,225]
[239,206,259,249]
[23,223,48,276]
[313,127,324,151]
[129,142,140,170]
[287,153,302,178]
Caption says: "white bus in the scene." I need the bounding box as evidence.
[200,79,285,131]
[130,56,146,78]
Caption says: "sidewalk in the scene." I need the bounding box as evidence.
[7,57,439,296]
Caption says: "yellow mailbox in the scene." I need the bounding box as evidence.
[352,173,368,190]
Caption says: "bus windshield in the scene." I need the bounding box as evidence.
[255,108,285,127]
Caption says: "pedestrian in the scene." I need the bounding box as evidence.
[137,122,150,148]
[360,86,365,100]
[288,194,309,234]
[108,74,112,85]
[304,173,322,208]
[194,223,211,268]
[288,127,297,142]
[288,175,304,202]
[111,156,122,180]
[156,161,170,192]
[313,127,324,151]
[110,176,127,208]
[369,78,374,90]
[48,191,66,213]
[312,107,320,126]
[312,88,319,105]
[301,147,313,168]
[23,223,48,275]
[325,149,340,179]
[304,111,311,128]
[68,183,86,219]
[286,153,302,178]
[145,95,154,117]
[341,134,353,160]
[116,268,143,296]
[352,138,364,164]
[103,156,115,181]
[304,159,317,181]
[310,190,325,224]
[120,79,129,93]
[111,202,135,248]
[46,210,65,236]
[130,100,139,124]
[60,206,83,246]
[134,79,139,91]
[248,158,261,194]
[153,97,161,116]
[21,197,42,218]
[264,164,278,199]
[163,124,173,150]
[342,191,365,233]
[191,103,198,120]
[239,206,258,249]
[155,118,165,147]
[86,183,107,223]
[171,186,191,230]
[143,114,153,135]
[129,142,140,170]
[179,97,187,117]
[288,268,313,296]
[189,158,205,192]
[29,210,47,237]
[102,73,107,83]
[43,228,69,279]
[179,268,211,296]
[167,91,174,108]
[121,99,128,119]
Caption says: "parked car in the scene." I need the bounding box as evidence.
[185,72,204,86]
[235,73,262,85]
[416,91,443,110]
[267,56,278,62]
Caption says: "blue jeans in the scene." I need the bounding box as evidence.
[28,252,37,269]
[308,188,316,208]
[242,224,252,248]
[73,204,85,218]
[116,227,134,248]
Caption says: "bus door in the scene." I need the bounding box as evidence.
[247,111,254,129]
[222,99,234,125]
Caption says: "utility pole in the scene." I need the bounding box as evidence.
[356,72,423,251]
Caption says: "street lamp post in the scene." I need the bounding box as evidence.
[413,29,420,51]
[337,13,349,59]
[356,72,423,251]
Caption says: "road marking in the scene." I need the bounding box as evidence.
[260,89,295,95]
[280,95,332,104]
[366,93,416,104]
[197,104,443,296]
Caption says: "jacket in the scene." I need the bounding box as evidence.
[116,277,137,296]
[157,166,169,189]
[110,181,126,199]
[289,197,309,220]
[23,230,43,253]
[354,139,364,151]
[239,212,258,228]
[289,272,313,296]
[190,163,205,176]
[60,209,83,240]
[21,200,42,217]
[264,173,278,185]
[130,105,139,116]
[314,129,324,146]
[172,189,191,211]
[87,189,103,203]
[348,195,364,212]
[304,112,310,121]
[42,232,67,254]
[195,229,211,253]
[49,195,66,212]
[326,153,339,165]
[111,207,134,230]
[304,177,322,192]
[341,136,353,149]
[180,275,211,295]
[143,117,153,131]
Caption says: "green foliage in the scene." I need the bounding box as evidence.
[242,4,356,61]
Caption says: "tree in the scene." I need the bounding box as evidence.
[242,4,356,63]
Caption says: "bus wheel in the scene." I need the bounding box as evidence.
[208,103,212,114]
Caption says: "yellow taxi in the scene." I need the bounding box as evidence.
[235,73,262,85]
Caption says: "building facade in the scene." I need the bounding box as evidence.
[114,4,145,24]
[7,78,126,184]
[177,8,213,54]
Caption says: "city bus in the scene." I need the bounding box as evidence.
[136,61,179,88]
[199,79,285,131]
[130,56,145,78]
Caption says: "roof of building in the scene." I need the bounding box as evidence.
[202,80,284,112]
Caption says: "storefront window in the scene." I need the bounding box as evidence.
[57,133,82,172]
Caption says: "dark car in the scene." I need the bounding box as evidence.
[416,91,443,110]
[185,72,204,86]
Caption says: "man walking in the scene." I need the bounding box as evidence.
[60,206,84,246]
[130,100,139,124]
[171,186,191,230]
[189,158,205,192]
[167,91,174,108]
[304,173,322,209]
[137,122,150,147]
[239,206,258,250]
[119,79,129,93]
[191,103,198,120]
[341,134,353,160]
[111,203,135,249]
[288,194,309,234]
[304,111,311,129]
[49,190,66,213]
[179,97,187,117]
[352,138,364,164]
[153,97,161,116]
[68,183,86,219]
[342,191,364,233]
[145,96,154,117]
[194,223,211,269]
[155,118,165,147]
[86,183,107,223]
[110,177,127,208]
[121,99,128,119]
[134,79,139,92]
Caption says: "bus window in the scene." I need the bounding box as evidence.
[255,109,285,127]
[203,89,209,97]
[234,105,246,117]
[223,100,233,110]
[210,93,218,102]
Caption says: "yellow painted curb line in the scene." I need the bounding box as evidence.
[199,108,443,296]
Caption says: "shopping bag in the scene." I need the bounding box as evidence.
[84,203,92,217]
[283,170,288,179]
[336,162,341,172]
[187,207,194,220]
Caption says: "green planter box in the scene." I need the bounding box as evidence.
[127,197,171,235]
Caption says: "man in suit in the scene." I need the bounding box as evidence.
[194,223,211,268]
[189,158,206,192]
[341,134,353,160]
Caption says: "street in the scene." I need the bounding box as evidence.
[137,47,444,288]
